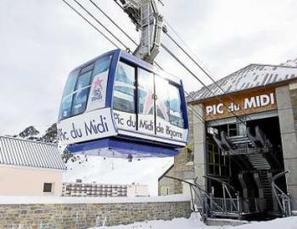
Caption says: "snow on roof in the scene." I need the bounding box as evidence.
[0,136,66,170]
[188,64,297,102]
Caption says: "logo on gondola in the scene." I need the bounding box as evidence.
[91,78,104,102]
[57,108,116,145]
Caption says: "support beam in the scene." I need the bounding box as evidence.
[276,83,297,210]
[192,104,207,190]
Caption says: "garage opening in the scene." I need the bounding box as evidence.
[205,114,289,219]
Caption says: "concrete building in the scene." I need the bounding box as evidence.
[158,148,194,196]
[62,180,149,197]
[62,180,128,197]
[160,63,297,218]
[158,112,195,196]
[0,136,66,196]
[127,184,149,197]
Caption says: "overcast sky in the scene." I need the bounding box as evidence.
[1,0,297,135]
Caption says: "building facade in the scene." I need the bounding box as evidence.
[0,136,66,196]
[158,148,194,196]
[160,63,297,217]
[62,180,149,197]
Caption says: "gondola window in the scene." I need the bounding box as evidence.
[113,62,136,113]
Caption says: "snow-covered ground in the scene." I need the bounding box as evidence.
[64,155,174,196]
[92,213,297,229]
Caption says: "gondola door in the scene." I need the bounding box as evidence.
[137,68,155,135]
[112,61,137,132]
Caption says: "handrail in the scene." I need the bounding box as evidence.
[164,175,242,219]
[203,175,237,194]
[272,171,292,217]
[164,175,207,193]
[204,175,241,216]
[272,171,288,182]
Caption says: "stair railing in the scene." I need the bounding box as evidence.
[164,175,223,221]
[204,175,242,218]
[272,171,292,217]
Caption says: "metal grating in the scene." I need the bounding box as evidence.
[188,64,297,102]
[0,136,66,170]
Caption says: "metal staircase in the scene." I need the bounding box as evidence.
[258,170,273,210]
[212,126,271,156]
[164,173,292,220]
[247,154,271,170]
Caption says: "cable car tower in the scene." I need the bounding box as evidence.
[57,0,189,157]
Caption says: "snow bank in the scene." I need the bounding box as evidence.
[91,213,297,229]
[91,213,206,229]
[0,194,190,205]
[234,216,297,229]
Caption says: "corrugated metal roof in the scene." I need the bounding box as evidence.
[188,64,297,102]
[0,136,66,170]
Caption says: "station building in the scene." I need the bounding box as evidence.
[0,136,66,196]
[159,63,297,217]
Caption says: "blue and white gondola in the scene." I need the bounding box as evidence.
[57,49,188,157]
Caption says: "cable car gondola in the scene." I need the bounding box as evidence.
[57,49,188,157]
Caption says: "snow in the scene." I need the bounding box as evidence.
[64,155,174,196]
[0,194,190,205]
[233,216,297,229]
[189,64,297,101]
[281,58,297,67]
[91,213,207,229]
[91,213,297,229]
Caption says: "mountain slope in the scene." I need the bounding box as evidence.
[14,123,57,143]
[64,155,174,196]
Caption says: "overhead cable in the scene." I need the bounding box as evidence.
[89,0,138,46]
[72,0,130,50]
[164,20,252,124]
[61,0,229,125]
[62,0,119,48]
[160,43,246,125]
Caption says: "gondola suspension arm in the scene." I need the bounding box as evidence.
[114,0,164,64]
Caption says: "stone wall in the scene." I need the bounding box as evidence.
[158,149,195,196]
[158,165,177,195]
[0,196,191,228]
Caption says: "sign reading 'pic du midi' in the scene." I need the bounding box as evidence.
[204,88,277,121]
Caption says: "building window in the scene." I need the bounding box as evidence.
[43,183,53,193]
[160,186,170,195]
[227,123,238,137]
[207,139,230,177]
[186,148,194,163]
